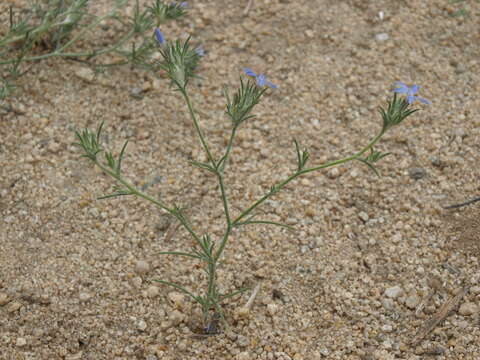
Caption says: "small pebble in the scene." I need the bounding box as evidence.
[382,339,393,350]
[408,167,426,180]
[168,292,185,309]
[326,167,340,179]
[430,156,443,167]
[392,233,402,243]
[300,178,313,187]
[405,293,420,309]
[382,324,393,333]
[236,335,249,347]
[267,303,279,316]
[137,320,148,331]
[384,286,404,299]
[6,301,22,313]
[305,29,314,38]
[169,310,185,325]
[130,87,144,99]
[131,276,143,288]
[79,292,91,302]
[16,337,27,347]
[135,260,151,275]
[457,320,469,329]
[0,292,9,306]
[426,346,446,356]
[66,352,83,360]
[447,338,457,347]
[382,298,395,310]
[236,352,251,360]
[454,128,467,138]
[319,348,330,356]
[146,285,160,298]
[459,302,478,316]
[74,67,95,83]
[5,216,15,223]
[234,306,250,320]
[358,211,369,223]
[375,33,389,41]
[471,286,480,295]
[285,217,297,225]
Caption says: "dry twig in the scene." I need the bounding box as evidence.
[245,283,261,311]
[411,286,468,345]
[243,0,254,15]
[443,196,480,209]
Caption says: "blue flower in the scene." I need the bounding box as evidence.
[393,82,430,105]
[155,28,165,45]
[171,1,187,7]
[244,68,277,89]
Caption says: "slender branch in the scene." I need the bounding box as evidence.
[443,196,480,209]
[181,88,234,262]
[213,226,231,262]
[219,125,238,172]
[232,131,384,225]
[300,131,384,175]
[217,174,231,226]
[180,89,215,166]
[207,260,217,303]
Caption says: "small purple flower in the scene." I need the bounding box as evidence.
[393,82,430,105]
[244,68,277,89]
[155,28,165,45]
[171,1,187,7]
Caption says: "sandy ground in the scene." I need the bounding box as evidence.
[1,0,480,359]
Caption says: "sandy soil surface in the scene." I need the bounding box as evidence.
[1,0,480,359]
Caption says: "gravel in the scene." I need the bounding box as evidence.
[1,0,480,359]
[384,286,404,299]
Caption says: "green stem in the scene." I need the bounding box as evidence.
[215,126,239,230]
[180,89,215,166]
[180,87,234,259]
[213,225,231,263]
[219,125,238,172]
[217,167,231,218]
[207,260,216,303]
[2,12,78,47]
[302,131,384,174]
[232,131,384,225]
[0,3,131,65]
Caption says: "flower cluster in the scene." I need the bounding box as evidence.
[154,28,202,89]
